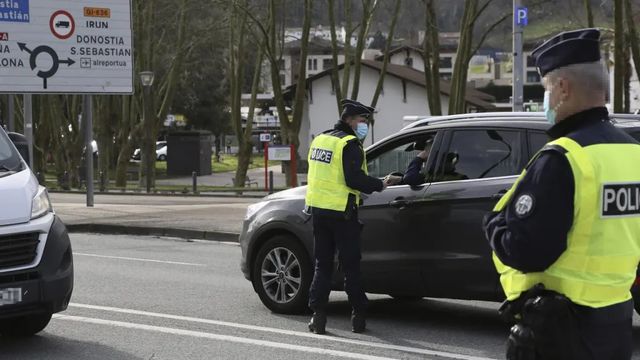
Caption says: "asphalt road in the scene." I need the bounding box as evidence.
[1,234,638,360]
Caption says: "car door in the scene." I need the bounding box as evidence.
[414,127,526,300]
[354,130,441,296]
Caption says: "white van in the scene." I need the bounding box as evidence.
[0,127,73,336]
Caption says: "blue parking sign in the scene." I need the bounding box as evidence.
[516,6,528,26]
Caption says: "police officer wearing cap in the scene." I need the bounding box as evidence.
[305,99,389,335]
[483,28,640,359]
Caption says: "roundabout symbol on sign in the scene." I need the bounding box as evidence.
[18,42,76,89]
[50,10,75,40]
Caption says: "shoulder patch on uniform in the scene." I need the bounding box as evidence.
[513,193,535,218]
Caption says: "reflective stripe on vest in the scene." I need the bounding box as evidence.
[305,133,367,212]
[493,137,640,308]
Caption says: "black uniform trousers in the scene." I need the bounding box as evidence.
[571,301,633,360]
[308,213,368,313]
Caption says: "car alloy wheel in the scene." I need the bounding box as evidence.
[261,247,301,304]
[252,235,312,314]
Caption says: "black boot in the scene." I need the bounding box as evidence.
[351,311,366,333]
[308,311,327,335]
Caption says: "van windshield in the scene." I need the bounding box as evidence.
[0,130,22,172]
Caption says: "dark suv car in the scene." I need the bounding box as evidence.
[240,112,640,315]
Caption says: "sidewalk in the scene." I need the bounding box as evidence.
[156,165,307,188]
[51,193,260,241]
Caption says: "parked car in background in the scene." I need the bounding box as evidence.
[0,127,73,336]
[240,112,640,316]
[132,141,167,161]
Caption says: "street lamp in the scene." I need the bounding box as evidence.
[140,70,155,193]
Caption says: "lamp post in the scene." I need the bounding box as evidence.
[140,71,155,193]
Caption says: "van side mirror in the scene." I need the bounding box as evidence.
[7,132,30,167]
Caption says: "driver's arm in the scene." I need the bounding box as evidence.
[401,157,426,186]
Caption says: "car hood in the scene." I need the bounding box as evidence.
[0,168,38,226]
[264,185,307,201]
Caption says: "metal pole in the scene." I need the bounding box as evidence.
[23,94,33,168]
[192,171,197,194]
[513,0,524,112]
[8,94,14,132]
[144,86,153,193]
[83,95,94,207]
[269,171,274,194]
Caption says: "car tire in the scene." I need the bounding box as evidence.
[0,313,52,337]
[252,235,312,314]
[158,155,167,161]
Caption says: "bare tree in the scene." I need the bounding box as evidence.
[350,0,380,100]
[448,0,509,114]
[584,0,595,27]
[614,0,624,113]
[370,0,402,109]
[422,0,442,115]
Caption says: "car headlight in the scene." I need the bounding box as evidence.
[31,186,53,220]
[245,201,270,220]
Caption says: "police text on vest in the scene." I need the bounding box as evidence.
[602,183,640,217]
[310,148,333,164]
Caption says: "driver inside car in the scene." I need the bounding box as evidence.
[385,135,434,187]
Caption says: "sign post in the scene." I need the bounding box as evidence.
[0,0,134,206]
[83,95,94,207]
[7,95,14,132]
[513,2,527,112]
[23,94,33,167]
[260,133,271,191]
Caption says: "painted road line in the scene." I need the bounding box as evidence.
[53,314,396,360]
[73,253,206,267]
[69,303,497,360]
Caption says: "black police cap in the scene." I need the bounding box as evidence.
[532,28,601,78]
[340,99,375,120]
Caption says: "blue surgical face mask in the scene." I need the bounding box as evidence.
[355,123,369,141]
[543,90,557,125]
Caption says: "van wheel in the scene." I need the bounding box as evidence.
[1,313,52,337]
[252,235,312,314]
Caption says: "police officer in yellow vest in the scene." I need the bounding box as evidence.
[306,99,388,335]
[483,28,640,360]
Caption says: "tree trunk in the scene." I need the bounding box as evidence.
[341,0,353,98]
[584,0,594,27]
[371,0,401,109]
[328,0,343,112]
[423,0,442,115]
[350,0,378,100]
[614,0,624,113]
[624,0,640,94]
[449,0,477,114]
[285,0,313,187]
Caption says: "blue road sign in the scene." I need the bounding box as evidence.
[516,6,528,26]
[0,0,30,23]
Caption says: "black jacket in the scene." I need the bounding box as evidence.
[483,107,638,272]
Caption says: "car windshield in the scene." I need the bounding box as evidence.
[0,129,22,172]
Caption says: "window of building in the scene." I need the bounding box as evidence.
[404,57,414,67]
[322,58,333,70]
[439,57,453,69]
[308,58,318,71]
[526,71,541,83]
[526,55,535,67]
[433,129,524,181]
[279,74,286,87]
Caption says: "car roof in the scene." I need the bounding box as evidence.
[368,112,640,149]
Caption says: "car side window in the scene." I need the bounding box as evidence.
[367,133,436,179]
[528,131,549,157]
[433,129,523,182]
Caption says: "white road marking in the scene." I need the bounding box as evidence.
[52,314,396,360]
[69,303,497,360]
[73,253,206,267]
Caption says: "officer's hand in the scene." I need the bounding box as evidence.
[384,174,402,186]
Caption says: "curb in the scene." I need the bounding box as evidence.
[49,190,267,199]
[67,223,240,243]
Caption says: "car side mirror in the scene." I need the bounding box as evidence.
[8,132,29,167]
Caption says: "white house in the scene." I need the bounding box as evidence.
[283,60,495,161]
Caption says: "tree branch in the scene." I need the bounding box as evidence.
[470,12,510,58]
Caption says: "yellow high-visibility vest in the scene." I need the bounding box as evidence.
[305,133,367,212]
[493,137,640,308]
